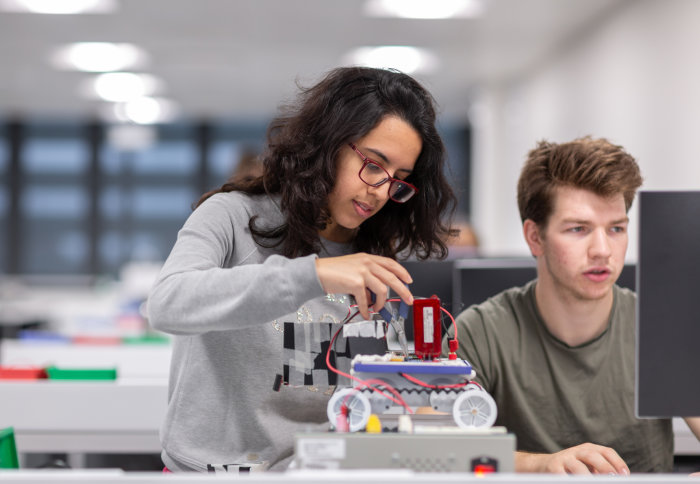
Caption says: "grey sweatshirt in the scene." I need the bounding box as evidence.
[147,191,354,472]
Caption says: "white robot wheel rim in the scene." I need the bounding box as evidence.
[327,388,371,432]
[452,389,497,428]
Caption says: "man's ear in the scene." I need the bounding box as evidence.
[523,219,544,257]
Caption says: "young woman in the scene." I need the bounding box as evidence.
[147,66,456,473]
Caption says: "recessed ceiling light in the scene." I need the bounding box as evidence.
[83,72,162,102]
[364,0,483,19]
[343,46,439,75]
[51,42,148,72]
[0,0,117,14]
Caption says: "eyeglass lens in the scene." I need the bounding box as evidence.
[360,162,415,202]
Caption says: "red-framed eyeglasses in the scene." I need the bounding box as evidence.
[348,143,418,203]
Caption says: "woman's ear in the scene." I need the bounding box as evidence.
[523,219,544,257]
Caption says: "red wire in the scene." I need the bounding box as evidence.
[361,378,406,405]
[336,377,408,416]
[325,298,460,413]
[325,309,413,413]
[441,305,458,343]
[399,372,469,389]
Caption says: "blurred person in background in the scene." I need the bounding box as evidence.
[230,150,263,185]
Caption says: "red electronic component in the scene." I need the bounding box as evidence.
[473,463,496,475]
[412,295,441,360]
[471,456,498,475]
[448,338,459,360]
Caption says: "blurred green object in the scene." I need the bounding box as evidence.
[0,427,19,469]
[46,366,117,380]
[122,333,170,345]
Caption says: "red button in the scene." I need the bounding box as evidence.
[473,464,496,475]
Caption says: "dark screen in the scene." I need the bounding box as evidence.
[453,258,537,313]
[455,258,635,311]
[636,191,700,417]
[401,260,454,312]
[401,258,635,343]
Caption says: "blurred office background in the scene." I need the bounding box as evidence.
[3,0,700,277]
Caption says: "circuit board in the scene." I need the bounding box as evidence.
[351,354,475,378]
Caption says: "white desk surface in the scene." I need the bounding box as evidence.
[0,379,167,454]
[0,470,698,483]
[0,340,169,454]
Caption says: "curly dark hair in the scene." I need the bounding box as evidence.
[197,66,457,260]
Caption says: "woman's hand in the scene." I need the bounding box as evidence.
[315,253,413,319]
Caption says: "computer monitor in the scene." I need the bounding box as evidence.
[400,260,455,313]
[636,191,700,417]
[453,258,537,314]
[395,258,635,346]
[454,258,636,314]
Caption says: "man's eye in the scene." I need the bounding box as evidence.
[611,226,626,233]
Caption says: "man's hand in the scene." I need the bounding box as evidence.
[684,417,700,441]
[516,443,630,474]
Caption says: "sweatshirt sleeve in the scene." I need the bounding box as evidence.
[147,194,325,335]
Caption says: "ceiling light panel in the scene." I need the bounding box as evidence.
[87,72,162,102]
[364,0,483,19]
[0,0,117,14]
[51,42,148,72]
[344,46,439,75]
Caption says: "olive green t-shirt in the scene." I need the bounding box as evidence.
[443,280,673,473]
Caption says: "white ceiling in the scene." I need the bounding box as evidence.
[0,0,630,124]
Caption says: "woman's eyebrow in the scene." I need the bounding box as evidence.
[364,147,389,163]
[365,147,413,175]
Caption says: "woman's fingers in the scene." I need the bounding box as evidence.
[315,253,414,319]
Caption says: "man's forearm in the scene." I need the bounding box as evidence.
[684,417,700,441]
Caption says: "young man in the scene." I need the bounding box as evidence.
[443,137,700,474]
